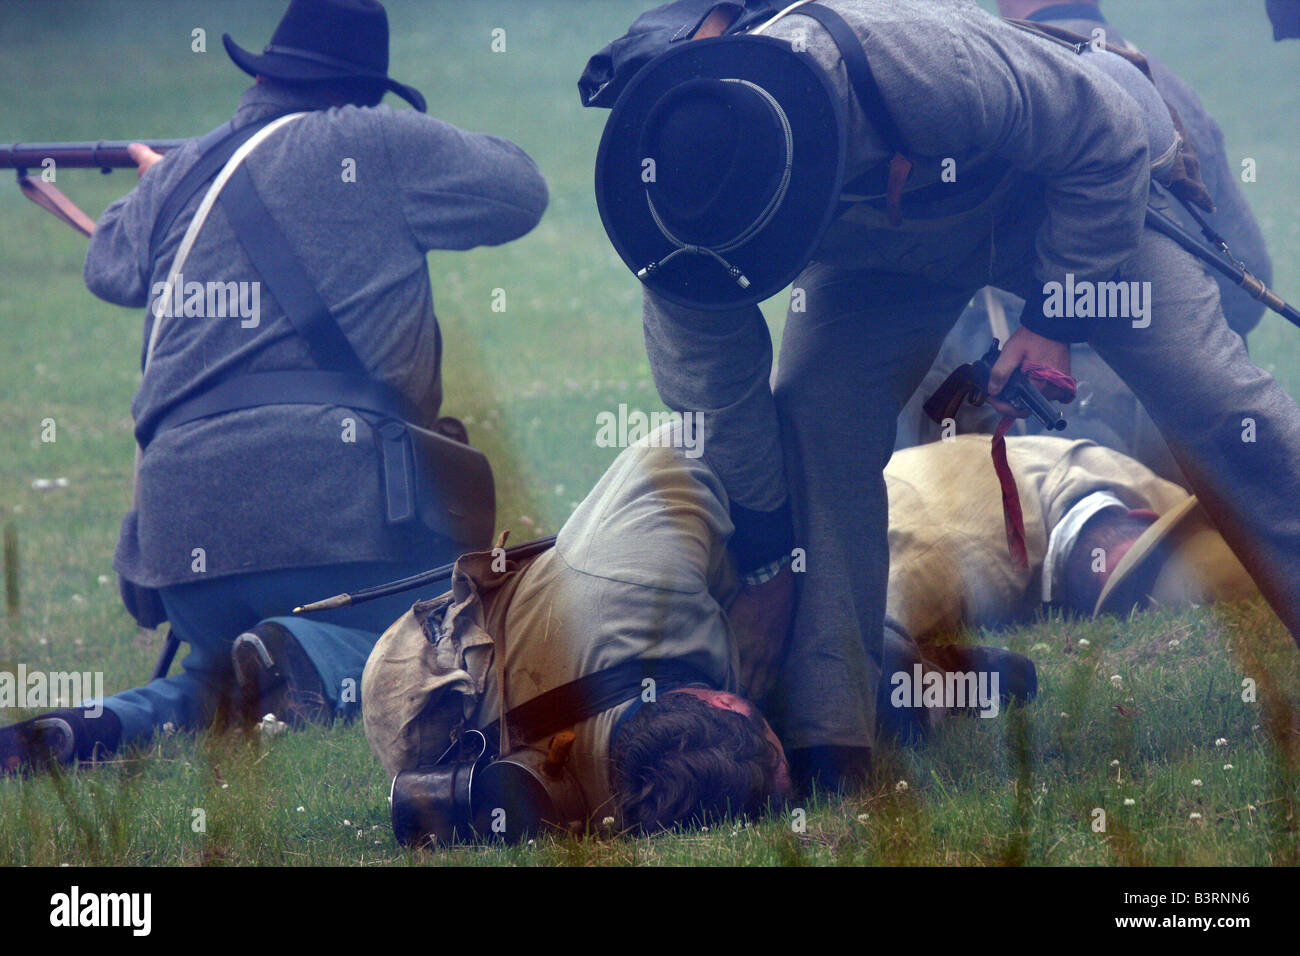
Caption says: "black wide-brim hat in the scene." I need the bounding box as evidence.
[222,0,426,112]
[596,34,845,311]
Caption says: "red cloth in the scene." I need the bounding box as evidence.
[885,153,913,227]
[991,363,1077,568]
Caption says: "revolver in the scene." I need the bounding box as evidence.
[923,339,1067,432]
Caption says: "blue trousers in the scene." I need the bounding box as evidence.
[100,558,449,748]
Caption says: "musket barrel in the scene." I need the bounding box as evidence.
[293,534,560,614]
[1145,204,1300,331]
[1,140,185,171]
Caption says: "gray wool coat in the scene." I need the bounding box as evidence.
[85,84,548,587]
[1044,7,1272,338]
[642,0,1155,560]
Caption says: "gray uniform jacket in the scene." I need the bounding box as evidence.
[1038,6,1271,337]
[642,0,1153,565]
[85,84,548,588]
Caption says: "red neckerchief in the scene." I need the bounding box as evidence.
[991,363,1078,569]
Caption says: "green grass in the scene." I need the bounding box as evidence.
[1,0,1298,866]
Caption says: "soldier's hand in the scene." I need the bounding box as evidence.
[127,143,163,178]
[987,326,1071,418]
[727,563,795,702]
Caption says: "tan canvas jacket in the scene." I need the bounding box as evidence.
[885,434,1191,639]
[363,433,739,824]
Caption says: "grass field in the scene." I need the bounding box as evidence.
[0,0,1298,867]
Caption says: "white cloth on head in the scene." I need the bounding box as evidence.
[1042,490,1129,604]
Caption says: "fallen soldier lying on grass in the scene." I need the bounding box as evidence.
[359,423,1035,843]
[885,433,1259,645]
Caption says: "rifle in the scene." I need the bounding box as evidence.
[1,139,184,237]
[148,534,560,682]
[294,534,559,614]
[1145,194,1300,330]
[924,339,1068,433]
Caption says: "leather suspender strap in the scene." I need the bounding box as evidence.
[798,2,914,225]
[218,163,368,375]
[148,118,286,262]
[481,659,713,754]
[797,3,907,154]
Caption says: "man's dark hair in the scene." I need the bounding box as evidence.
[610,691,782,832]
[261,76,386,108]
[1063,510,1155,614]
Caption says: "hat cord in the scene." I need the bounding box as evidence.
[262,43,382,76]
[638,79,794,292]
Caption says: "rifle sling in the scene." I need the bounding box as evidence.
[17,175,98,237]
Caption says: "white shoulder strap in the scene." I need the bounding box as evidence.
[143,111,307,371]
[133,111,307,500]
[750,0,817,35]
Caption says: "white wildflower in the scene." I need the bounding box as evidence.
[257,713,287,736]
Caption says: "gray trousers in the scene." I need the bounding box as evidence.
[771,194,1300,753]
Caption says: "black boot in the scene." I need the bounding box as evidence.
[924,644,1038,705]
[0,708,122,776]
[788,745,873,798]
[231,621,333,728]
[877,624,934,745]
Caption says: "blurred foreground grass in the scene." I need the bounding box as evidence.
[0,0,1297,865]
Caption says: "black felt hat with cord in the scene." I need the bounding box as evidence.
[222,0,427,112]
[595,34,845,311]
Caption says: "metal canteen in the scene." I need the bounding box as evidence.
[469,744,590,843]
[389,730,487,847]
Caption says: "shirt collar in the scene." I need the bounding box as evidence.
[232,82,335,126]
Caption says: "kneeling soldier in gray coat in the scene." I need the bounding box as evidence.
[1,0,548,774]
